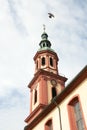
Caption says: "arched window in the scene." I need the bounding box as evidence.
[43,43,45,47]
[45,119,53,130]
[68,96,86,130]
[47,43,49,47]
[50,57,53,67]
[34,89,37,104]
[52,87,57,98]
[42,57,45,66]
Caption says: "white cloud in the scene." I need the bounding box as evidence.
[0,107,27,130]
[0,89,29,130]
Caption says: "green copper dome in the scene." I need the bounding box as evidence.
[38,32,54,52]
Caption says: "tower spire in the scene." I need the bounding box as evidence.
[38,25,53,51]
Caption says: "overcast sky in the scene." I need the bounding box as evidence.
[0,0,87,130]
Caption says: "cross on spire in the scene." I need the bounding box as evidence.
[43,24,46,32]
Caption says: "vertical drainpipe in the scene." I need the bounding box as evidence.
[52,97,62,130]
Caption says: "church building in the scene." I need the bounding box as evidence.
[24,29,87,130]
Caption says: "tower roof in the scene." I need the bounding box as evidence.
[38,28,54,52]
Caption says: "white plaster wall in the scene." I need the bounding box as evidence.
[60,78,87,129]
[32,78,87,130]
[32,108,61,130]
[59,78,87,130]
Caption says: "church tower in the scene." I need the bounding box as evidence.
[25,28,67,124]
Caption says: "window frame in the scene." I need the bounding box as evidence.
[45,119,53,130]
[67,95,86,130]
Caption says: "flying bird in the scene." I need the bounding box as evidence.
[48,13,55,18]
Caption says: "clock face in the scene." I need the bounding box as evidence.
[51,79,57,86]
